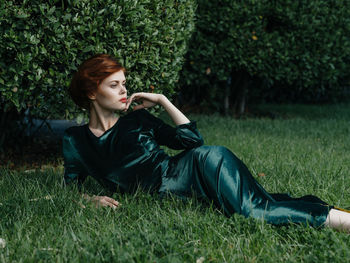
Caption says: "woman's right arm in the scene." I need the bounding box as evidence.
[63,131,121,209]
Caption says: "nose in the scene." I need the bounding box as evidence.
[120,84,127,93]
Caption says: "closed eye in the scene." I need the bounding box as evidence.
[111,82,126,87]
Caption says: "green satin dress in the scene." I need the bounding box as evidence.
[62,108,333,227]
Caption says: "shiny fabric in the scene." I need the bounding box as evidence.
[62,108,333,227]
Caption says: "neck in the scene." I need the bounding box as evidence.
[88,104,119,132]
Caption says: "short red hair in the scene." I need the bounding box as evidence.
[69,54,126,110]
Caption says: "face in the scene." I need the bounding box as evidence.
[89,70,127,112]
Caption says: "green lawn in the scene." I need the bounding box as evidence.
[1,103,350,262]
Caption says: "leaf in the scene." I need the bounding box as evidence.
[15,13,30,19]
[82,46,93,53]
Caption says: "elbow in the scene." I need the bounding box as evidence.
[186,137,204,149]
[196,137,204,147]
[199,137,204,146]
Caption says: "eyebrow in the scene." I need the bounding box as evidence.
[109,80,126,84]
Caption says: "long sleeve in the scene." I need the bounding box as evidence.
[62,130,88,188]
[138,109,204,150]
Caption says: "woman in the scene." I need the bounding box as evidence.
[63,54,350,232]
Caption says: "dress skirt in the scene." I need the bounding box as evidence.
[158,145,333,227]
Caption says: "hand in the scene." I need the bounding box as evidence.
[123,92,164,112]
[83,194,121,209]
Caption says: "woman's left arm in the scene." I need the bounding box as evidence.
[125,93,190,126]
[158,94,190,126]
[125,92,203,149]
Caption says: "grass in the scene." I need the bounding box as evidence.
[1,103,350,262]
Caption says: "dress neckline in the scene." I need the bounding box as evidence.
[86,117,122,139]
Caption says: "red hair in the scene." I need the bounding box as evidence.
[69,54,126,110]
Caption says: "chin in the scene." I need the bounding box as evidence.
[116,106,127,112]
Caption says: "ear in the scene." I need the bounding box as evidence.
[87,92,96,100]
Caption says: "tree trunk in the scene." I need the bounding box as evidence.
[231,70,249,117]
[224,76,231,116]
[236,82,247,116]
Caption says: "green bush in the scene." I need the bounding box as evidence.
[179,0,350,113]
[0,0,196,151]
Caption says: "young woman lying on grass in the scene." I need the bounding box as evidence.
[63,54,350,233]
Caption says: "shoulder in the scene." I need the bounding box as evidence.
[63,125,81,136]
[122,108,163,128]
[123,108,155,121]
[63,125,86,141]
[125,108,149,117]
[62,126,86,155]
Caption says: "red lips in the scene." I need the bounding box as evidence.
[120,98,127,103]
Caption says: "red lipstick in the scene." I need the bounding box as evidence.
[120,98,127,103]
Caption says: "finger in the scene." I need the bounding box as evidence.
[101,200,113,208]
[111,200,120,206]
[125,92,145,110]
[104,196,115,203]
[131,92,144,101]
[123,103,129,112]
[129,92,140,100]
[95,197,108,207]
[105,197,119,206]
[126,94,137,108]
[126,100,133,110]
[124,98,131,109]
[105,201,119,210]
[132,96,141,101]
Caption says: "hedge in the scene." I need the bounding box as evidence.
[179,0,350,113]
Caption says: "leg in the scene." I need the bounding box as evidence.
[160,145,333,228]
[200,146,332,227]
[325,208,350,232]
